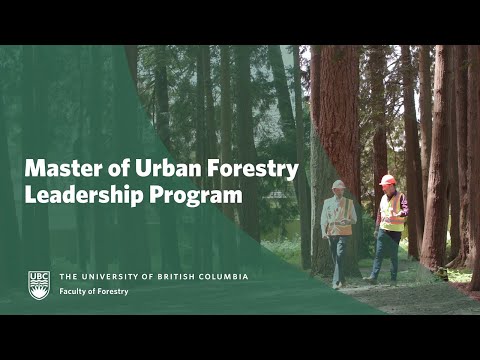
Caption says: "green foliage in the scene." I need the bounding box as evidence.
[52,256,81,274]
[446,268,473,283]
[358,46,409,221]
[262,236,301,266]
[360,211,377,258]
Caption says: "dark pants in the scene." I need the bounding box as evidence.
[370,229,401,281]
[328,236,348,286]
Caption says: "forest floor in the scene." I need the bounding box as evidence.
[316,258,480,315]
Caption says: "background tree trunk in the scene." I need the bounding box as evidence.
[22,46,51,271]
[220,45,238,273]
[311,45,361,277]
[202,45,215,273]
[0,80,22,292]
[74,46,88,273]
[293,45,311,270]
[466,45,479,269]
[154,45,181,273]
[267,45,312,239]
[367,45,388,224]
[89,45,110,287]
[235,45,260,249]
[447,45,469,268]
[193,45,205,273]
[401,45,424,260]
[420,45,451,271]
[469,47,480,290]
[310,46,332,275]
[114,45,151,287]
[447,48,460,263]
[419,45,433,211]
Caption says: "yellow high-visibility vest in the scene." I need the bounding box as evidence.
[325,197,354,236]
[379,192,406,232]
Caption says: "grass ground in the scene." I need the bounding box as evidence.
[263,237,480,314]
[2,237,477,315]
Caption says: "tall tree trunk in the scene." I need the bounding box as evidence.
[367,45,388,222]
[154,45,171,150]
[220,45,235,222]
[310,46,332,275]
[114,45,151,287]
[203,45,219,191]
[401,45,424,260]
[420,45,451,271]
[193,45,205,273]
[220,45,238,273]
[89,45,109,286]
[419,45,433,211]
[23,46,51,271]
[22,45,35,274]
[154,45,181,273]
[74,46,88,273]
[201,45,215,273]
[267,45,312,233]
[466,45,479,269]
[448,48,461,262]
[0,80,22,292]
[124,45,138,85]
[447,45,469,268]
[310,45,361,277]
[470,46,480,290]
[293,45,310,270]
[235,45,260,249]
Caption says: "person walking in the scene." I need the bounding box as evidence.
[364,175,409,286]
[321,180,357,290]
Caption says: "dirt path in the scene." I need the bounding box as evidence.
[337,282,480,315]
[314,256,480,315]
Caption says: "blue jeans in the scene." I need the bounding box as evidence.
[328,236,348,286]
[370,229,401,281]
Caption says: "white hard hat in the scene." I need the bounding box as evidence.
[332,180,346,189]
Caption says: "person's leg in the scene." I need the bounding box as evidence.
[388,231,401,282]
[329,236,340,286]
[370,229,386,280]
[337,236,347,285]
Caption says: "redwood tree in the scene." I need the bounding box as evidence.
[448,48,460,262]
[447,45,469,268]
[0,78,22,291]
[419,45,433,209]
[219,45,238,272]
[367,45,388,223]
[466,45,479,270]
[401,45,424,259]
[421,45,451,271]
[310,45,361,277]
[310,46,331,275]
[293,45,310,270]
[235,45,260,244]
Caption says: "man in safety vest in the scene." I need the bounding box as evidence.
[321,180,357,290]
[364,174,409,286]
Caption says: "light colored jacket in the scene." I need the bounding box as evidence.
[321,196,357,237]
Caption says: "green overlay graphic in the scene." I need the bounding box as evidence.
[0,45,414,314]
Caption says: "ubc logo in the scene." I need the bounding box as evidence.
[28,271,50,300]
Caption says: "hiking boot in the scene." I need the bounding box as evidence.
[389,280,397,287]
[338,281,346,288]
[363,277,377,285]
[332,284,340,290]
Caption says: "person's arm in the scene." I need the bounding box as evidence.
[321,201,328,238]
[398,194,409,217]
[374,207,381,235]
[349,200,357,225]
